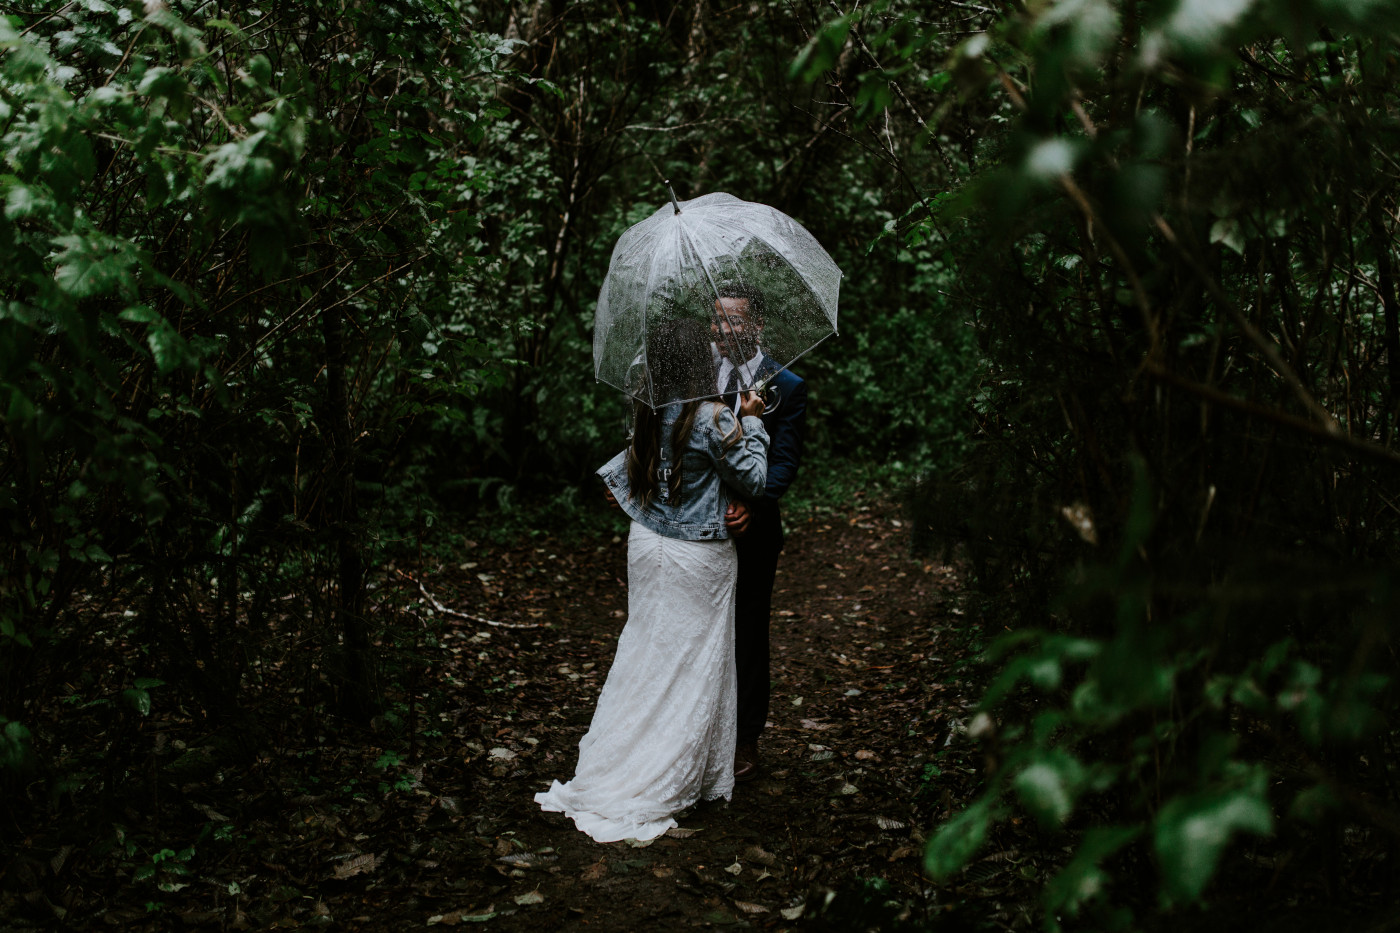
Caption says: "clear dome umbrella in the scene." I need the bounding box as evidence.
[593,186,842,410]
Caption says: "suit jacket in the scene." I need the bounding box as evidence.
[725,354,807,509]
[756,357,806,503]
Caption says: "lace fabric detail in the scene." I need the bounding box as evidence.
[535,521,737,842]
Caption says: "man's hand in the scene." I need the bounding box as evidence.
[604,488,619,509]
[725,499,751,536]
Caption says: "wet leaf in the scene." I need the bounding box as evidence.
[874,816,906,831]
[780,903,806,920]
[724,860,743,875]
[743,845,776,866]
[50,846,74,875]
[513,890,544,906]
[925,799,996,881]
[734,900,768,914]
[965,861,1005,884]
[665,826,701,838]
[428,906,497,925]
[497,852,557,869]
[330,852,381,880]
[1155,784,1273,901]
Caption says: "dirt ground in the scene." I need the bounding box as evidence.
[420,498,981,932]
[2,495,999,931]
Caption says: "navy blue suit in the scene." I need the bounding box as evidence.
[726,356,807,744]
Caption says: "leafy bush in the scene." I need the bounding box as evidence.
[802,0,1400,923]
[0,1,519,771]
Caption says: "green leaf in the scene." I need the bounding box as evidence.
[203,18,248,41]
[1013,749,1086,828]
[791,14,855,83]
[924,798,996,880]
[247,53,272,88]
[1044,825,1141,917]
[120,305,160,323]
[122,688,152,716]
[5,184,42,220]
[1154,783,1274,902]
[1210,218,1245,255]
[1160,0,1253,52]
[53,234,134,299]
[1037,0,1118,69]
[133,677,165,690]
[147,321,191,373]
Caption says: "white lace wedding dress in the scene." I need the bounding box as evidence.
[535,521,737,842]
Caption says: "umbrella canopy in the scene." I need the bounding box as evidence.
[593,191,842,408]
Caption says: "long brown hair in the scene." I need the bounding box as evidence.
[626,318,728,507]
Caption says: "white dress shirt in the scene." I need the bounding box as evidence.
[717,348,764,414]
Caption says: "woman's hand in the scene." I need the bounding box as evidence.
[738,390,763,418]
[725,500,751,536]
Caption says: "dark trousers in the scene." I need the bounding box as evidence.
[734,500,783,744]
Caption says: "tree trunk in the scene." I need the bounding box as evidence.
[319,300,376,723]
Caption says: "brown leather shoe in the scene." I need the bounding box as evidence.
[734,740,760,783]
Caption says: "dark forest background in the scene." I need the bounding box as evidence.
[2,0,1398,927]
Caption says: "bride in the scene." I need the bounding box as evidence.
[535,319,768,842]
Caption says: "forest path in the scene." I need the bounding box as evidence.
[406,496,983,931]
[4,497,990,932]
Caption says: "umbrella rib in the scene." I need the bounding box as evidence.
[742,223,841,329]
[676,218,747,389]
[596,195,841,408]
[636,223,671,409]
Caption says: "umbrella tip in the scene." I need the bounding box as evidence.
[664,179,681,215]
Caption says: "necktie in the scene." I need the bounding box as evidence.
[723,367,739,411]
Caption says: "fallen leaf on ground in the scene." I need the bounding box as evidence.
[330,853,381,880]
[497,852,557,869]
[427,906,496,925]
[744,845,776,866]
[664,827,700,838]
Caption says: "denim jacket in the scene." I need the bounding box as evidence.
[597,402,769,542]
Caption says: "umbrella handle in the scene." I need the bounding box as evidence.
[763,384,781,415]
[751,377,781,415]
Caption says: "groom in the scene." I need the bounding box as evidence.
[713,284,808,783]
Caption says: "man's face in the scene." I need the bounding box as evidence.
[713,297,757,359]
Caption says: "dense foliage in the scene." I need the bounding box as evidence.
[4,0,1398,927]
[1,0,970,850]
[793,0,1400,925]
[0,0,523,759]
